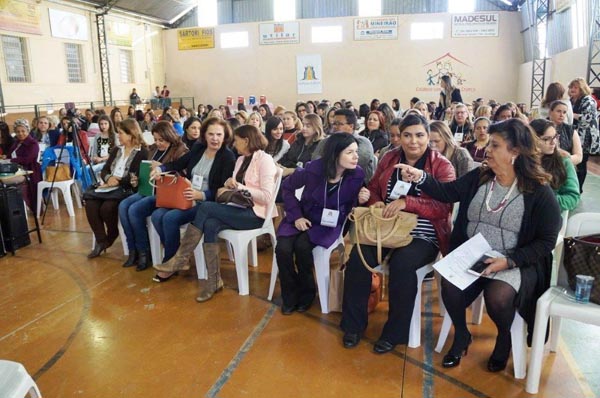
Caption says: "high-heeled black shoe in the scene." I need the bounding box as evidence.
[487,358,508,372]
[442,334,473,368]
[122,250,138,267]
[152,271,178,283]
[87,243,108,259]
[136,252,151,271]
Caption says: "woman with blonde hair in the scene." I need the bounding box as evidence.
[569,77,599,192]
[429,120,474,178]
[85,119,148,258]
[246,111,263,132]
[435,75,463,120]
[235,110,249,125]
[474,105,492,120]
[282,110,302,143]
[278,113,323,177]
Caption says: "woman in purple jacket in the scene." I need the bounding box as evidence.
[276,133,370,315]
[9,119,41,209]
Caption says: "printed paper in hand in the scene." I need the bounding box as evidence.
[433,233,491,290]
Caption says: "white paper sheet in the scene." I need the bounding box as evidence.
[433,233,492,290]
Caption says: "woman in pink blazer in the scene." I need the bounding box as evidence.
[153,124,278,302]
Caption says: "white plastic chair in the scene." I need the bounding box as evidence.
[526,212,600,394]
[0,360,42,398]
[550,210,569,287]
[36,176,81,217]
[267,221,346,313]
[217,168,283,295]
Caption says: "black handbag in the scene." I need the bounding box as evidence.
[216,189,254,209]
[82,184,133,201]
[563,234,600,305]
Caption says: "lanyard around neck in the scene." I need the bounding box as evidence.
[323,176,342,211]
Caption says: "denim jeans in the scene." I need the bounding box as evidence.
[151,204,199,262]
[192,201,263,243]
[118,194,157,253]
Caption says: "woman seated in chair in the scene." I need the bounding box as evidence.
[89,115,117,175]
[276,133,370,315]
[530,119,580,211]
[341,114,455,353]
[429,121,474,178]
[397,118,561,372]
[153,124,278,303]
[9,119,41,210]
[118,121,188,271]
[85,119,148,258]
[150,117,236,282]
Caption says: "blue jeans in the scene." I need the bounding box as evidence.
[151,205,199,262]
[118,194,157,252]
[192,201,263,243]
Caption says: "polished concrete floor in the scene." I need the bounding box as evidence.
[1,169,599,398]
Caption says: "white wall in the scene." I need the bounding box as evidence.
[163,12,524,110]
[0,0,164,110]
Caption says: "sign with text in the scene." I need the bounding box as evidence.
[177,27,215,50]
[107,21,132,46]
[49,9,88,41]
[0,0,41,35]
[259,22,299,45]
[297,54,322,95]
[353,16,398,41]
[451,13,499,38]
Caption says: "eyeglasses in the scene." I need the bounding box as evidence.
[332,122,350,127]
[540,134,560,143]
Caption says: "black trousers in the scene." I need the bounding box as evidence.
[341,238,438,345]
[576,153,589,193]
[85,198,120,246]
[275,232,316,308]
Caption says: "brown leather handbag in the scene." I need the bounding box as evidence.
[152,173,194,210]
[45,164,71,182]
[349,206,418,272]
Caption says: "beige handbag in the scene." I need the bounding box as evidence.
[348,206,418,272]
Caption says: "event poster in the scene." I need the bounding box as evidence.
[107,20,132,46]
[296,54,322,95]
[451,13,499,37]
[0,0,42,35]
[353,16,398,41]
[259,22,299,45]
[177,27,215,50]
[49,9,88,41]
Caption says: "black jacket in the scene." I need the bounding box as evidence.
[359,128,389,153]
[420,168,561,340]
[161,143,236,201]
[279,135,319,169]
[435,88,463,120]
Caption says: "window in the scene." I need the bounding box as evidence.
[410,22,443,40]
[311,26,342,43]
[197,0,217,27]
[65,43,84,83]
[274,0,295,21]
[220,31,249,48]
[571,0,588,49]
[119,49,134,83]
[358,0,381,17]
[448,0,475,13]
[1,35,31,83]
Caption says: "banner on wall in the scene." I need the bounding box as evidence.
[451,13,499,38]
[353,17,398,41]
[49,9,88,41]
[177,27,215,50]
[259,22,299,45]
[0,0,41,35]
[296,54,322,95]
[107,21,132,46]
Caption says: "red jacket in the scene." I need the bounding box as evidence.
[367,148,456,255]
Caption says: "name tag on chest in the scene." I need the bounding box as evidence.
[100,144,109,157]
[192,175,204,191]
[389,180,411,200]
[320,208,339,227]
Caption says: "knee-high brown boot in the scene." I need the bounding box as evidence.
[153,225,203,273]
[196,242,224,302]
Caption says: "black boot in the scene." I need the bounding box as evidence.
[122,250,139,267]
[136,251,151,271]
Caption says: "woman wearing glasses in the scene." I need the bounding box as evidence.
[530,119,580,211]
[548,100,582,167]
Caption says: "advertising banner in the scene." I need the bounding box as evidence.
[177,27,215,50]
[451,13,499,38]
[296,54,322,95]
[353,16,398,41]
[259,22,299,45]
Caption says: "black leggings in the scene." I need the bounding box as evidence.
[441,277,517,362]
[576,153,589,193]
